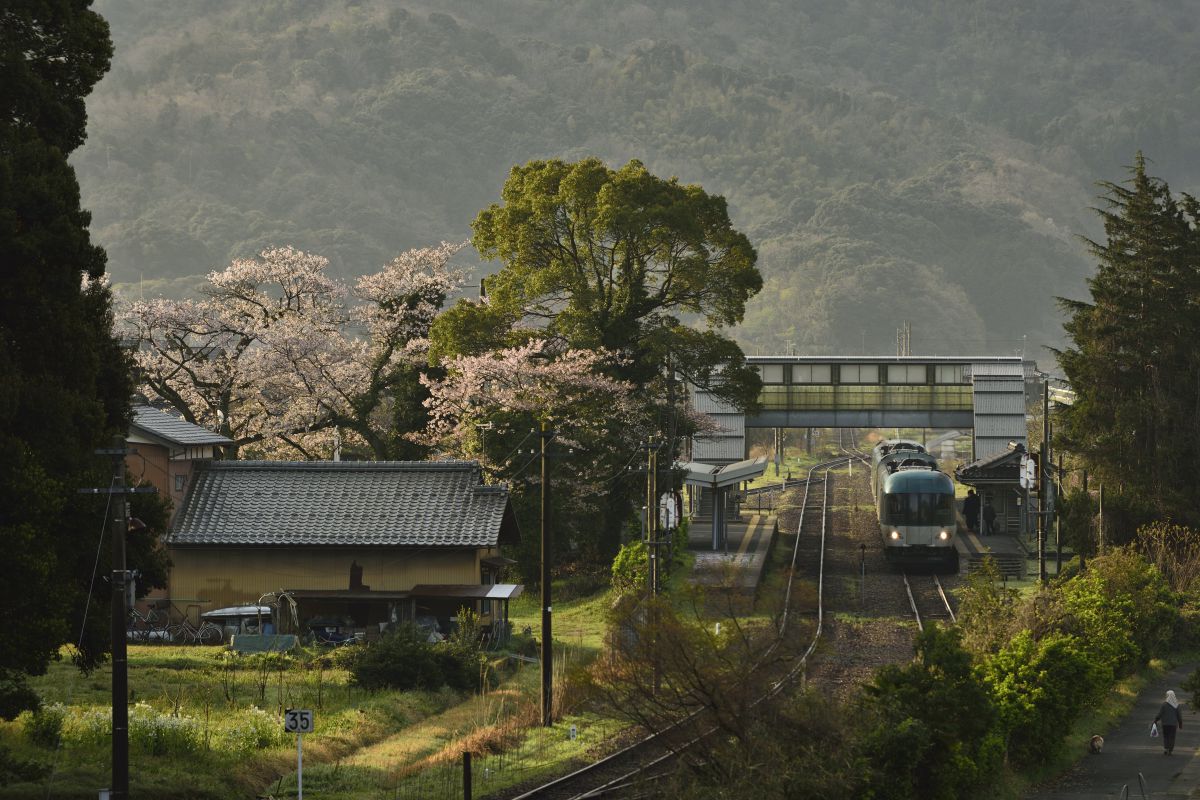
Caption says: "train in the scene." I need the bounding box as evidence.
[870,439,958,571]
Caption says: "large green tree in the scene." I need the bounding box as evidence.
[432,158,762,562]
[453,157,762,406]
[1057,154,1200,526]
[0,0,137,720]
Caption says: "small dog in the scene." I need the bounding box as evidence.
[1088,735,1105,754]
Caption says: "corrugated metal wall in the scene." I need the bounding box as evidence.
[972,372,1028,459]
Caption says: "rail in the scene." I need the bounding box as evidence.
[506,456,850,800]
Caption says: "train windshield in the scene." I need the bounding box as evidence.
[884,492,955,526]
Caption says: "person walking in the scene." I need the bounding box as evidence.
[963,490,980,533]
[1154,690,1184,754]
[982,499,997,536]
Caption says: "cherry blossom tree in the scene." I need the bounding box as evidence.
[123,243,464,458]
[421,339,652,566]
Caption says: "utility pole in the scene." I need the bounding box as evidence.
[1039,381,1049,582]
[79,437,155,800]
[1056,453,1063,575]
[539,421,553,727]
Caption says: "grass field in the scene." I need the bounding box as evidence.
[0,585,634,799]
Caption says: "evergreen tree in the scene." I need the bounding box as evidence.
[433,157,763,562]
[1057,153,1200,524]
[0,0,134,719]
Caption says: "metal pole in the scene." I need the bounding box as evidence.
[540,422,552,726]
[109,436,129,800]
[297,733,303,800]
[1039,382,1049,582]
[463,751,472,800]
[1056,453,1063,574]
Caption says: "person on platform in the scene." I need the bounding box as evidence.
[1155,690,1184,755]
[963,490,980,533]
[982,499,997,536]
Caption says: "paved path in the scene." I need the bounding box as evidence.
[1025,663,1198,799]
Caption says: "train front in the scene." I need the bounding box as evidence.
[879,467,958,570]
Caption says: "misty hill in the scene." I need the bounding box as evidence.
[75,0,1200,355]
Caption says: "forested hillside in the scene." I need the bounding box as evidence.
[74,0,1200,354]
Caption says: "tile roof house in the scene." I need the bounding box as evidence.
[165,460,521,639]
[126,404,232,523]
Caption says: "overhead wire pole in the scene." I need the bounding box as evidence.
[79,436,156,800]
[540,420,553,727]
[1039,380,1050,582]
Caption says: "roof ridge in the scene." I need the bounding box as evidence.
[203,459,482,470]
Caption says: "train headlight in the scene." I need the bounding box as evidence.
[938,529,950,540]
[889,530,901,540]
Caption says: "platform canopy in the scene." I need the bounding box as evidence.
[678,456,768,489]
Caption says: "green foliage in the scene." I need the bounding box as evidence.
[1055,570,1138,678]
[611,540,648,596]
[469,157,761,406]
[21,702,65,748]
[350,625,480,693]
[1182,666,1200,708]
[979,631,1105,768]
[1,0,133,698]
[1057,155,1200,525]
[1079,548,1177,665]
[862,626,1000,800]
[954,556,1019,656]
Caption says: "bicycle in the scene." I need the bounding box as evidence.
[166,619,224,645]
[127,606,168,643]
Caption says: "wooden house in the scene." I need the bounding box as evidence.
[125,404,232,525]
[165,460,521,638]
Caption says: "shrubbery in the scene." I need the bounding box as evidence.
[863,547,1184,788]
[350,622,487,693]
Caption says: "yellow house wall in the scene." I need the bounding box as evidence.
[166,547,483,615]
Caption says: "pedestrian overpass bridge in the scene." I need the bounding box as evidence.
[692,355,1033,463]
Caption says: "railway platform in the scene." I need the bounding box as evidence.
[686,512,776,602]
[954,529,1029,578]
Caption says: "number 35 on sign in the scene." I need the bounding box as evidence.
[284,709,314,734]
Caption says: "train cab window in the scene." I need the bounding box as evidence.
[884,492,955,525]
[758,364,786,384]
[839,364,879,384]
[935,364,967,384]
[792,364,832,383]
[887,364,927,384]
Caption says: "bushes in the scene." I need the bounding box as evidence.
[861,627,1001,800]
[22,702,65,748]
[979,631,1105,768]
[611,540,648,595]
[351,623,486,693]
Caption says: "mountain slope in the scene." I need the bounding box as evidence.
[76,0,1200,354]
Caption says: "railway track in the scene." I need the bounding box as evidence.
[498,457,847,800]
[903,572,957,631]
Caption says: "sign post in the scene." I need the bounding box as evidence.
[284,709,314,799]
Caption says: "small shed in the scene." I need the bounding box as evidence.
[955,443,1027,537]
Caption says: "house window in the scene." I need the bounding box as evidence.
[174,474,186,492]
[792,364,832,383]
[758,364,786,384]
[887,364,927,384]
[935,364,967,384]
[839,364,879,384]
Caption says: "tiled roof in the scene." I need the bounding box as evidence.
[167,460,515,548]
[957,444,1024,478]
[131,405,233,446]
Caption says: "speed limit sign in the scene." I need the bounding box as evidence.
[284,708,314,734]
